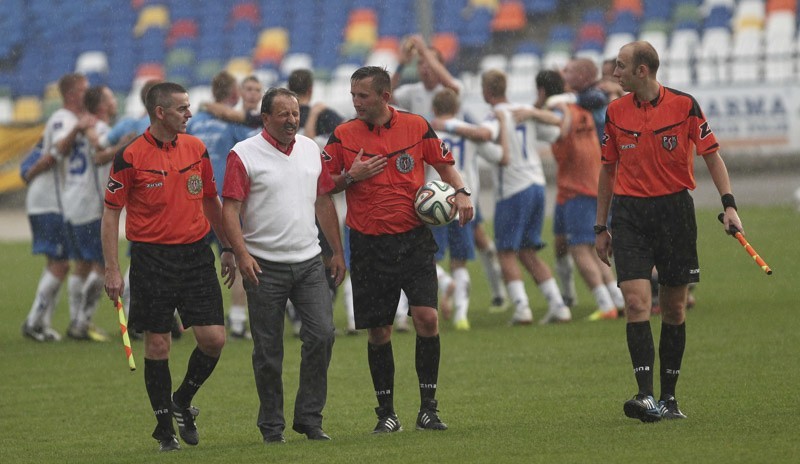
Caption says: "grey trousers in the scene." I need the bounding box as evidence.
[244,255,335,438]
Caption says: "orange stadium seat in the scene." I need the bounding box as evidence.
[431,33,459,64]
[766,0,797,13]
[135,63,165,81]
[230,1,260,26]
[612,0,643,17]
[491,1,527,32]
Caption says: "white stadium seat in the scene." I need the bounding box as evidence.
[75,51,109,75]
[697,27,732,85]
[279,53,313,77]
[479,54,509,73]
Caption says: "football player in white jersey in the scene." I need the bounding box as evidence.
[60,85,120,341]
[440,69,571,325]
[429,89,509,330]
[21,73,94,341]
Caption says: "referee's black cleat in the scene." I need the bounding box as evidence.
[658,396,688,420]
[372,407,403,433]
[623,393,662,423]
[158,435,181,452]
[416,399,448,431]
[171,398,200,445]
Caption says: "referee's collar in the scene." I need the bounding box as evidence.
[633,84,665,109]
[143,128,178,150]
[363,106,397,132]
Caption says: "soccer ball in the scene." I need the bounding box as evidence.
[415,180,457,226]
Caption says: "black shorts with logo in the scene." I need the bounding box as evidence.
[129,239,224,333]
[610,189,700,286]
[350,226,439,329]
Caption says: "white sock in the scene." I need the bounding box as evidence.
[606,281,625,308]
[68,274,87,326]
[81,270,104,322]
[229,304,247,332]
[42,285,63,328]
[344,276,356,331]
[479,245,506,301]
[538,278,566,313]
[436,264,453,297]
[556,254,577,302]
[452,267,470,322]
[591,285,616,312]
[507,280,529,311]
[26,269,62,328]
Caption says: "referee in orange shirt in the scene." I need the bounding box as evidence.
[102,82,236,451]
[324,66,473,434]
[596,41,743,422]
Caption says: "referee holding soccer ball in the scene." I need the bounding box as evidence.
[595,41,743,423]
[324,66,472,434]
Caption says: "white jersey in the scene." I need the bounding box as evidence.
[25,108,77,215]
[433,122,504,201]
[62,120,110,225]
[393,80,464,122]
[481,102,560,200]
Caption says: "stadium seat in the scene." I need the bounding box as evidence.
[166,18,198,48]
[491,1,527,32]
[133,4,170,37]
[523,0,557,15]
[604,32,637,59]
[280,53,313,78]
[612,0,643,17]
[697,27,731,84]
[479,54,509,72]
[431,33,459,64]
[226,57,254,80]
[733,0,766,31]
[75,51,110,76]
[365,49,399,71]
[12,96,43,123]
[638,29,669,57]
[0,95,13,124]
[731,27,764,82]
[230,1,260,25]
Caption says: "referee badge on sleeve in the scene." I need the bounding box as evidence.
[187,174,203,195]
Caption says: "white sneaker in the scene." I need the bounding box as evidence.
[539,306,572,325]
[509,307,533,325]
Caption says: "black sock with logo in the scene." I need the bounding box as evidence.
[415,335,440,405]
[173,347,220,408]
[626,321,655,397]
[368,341,395,412]
[659,322,686,400]
[144,358,174,438]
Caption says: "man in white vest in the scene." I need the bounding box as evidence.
[221,87,345,444]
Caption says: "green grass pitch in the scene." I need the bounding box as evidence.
[0,206,797,463]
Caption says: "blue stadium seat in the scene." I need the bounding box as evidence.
[525,0,557,15]
[643,0,674,20]
[459,8,493,48]
[608,11,640,35]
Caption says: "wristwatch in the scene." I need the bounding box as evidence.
[344,172,356,187]
[455,186,472,196]
[593,224,608,235]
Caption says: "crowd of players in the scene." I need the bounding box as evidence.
[18,35,636,343]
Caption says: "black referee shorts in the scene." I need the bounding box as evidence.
[350,226,439,329]
[610,190,700,286]
[129,240,224,333]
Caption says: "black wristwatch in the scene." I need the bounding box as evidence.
[455,186,472,196]
[593,224,608,235]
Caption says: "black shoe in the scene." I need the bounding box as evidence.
[623,393,662,423]
[292,424,331,440]
[372,407,403,433]
[171,398,200,445]
[658,396,688,420]
[158,435,181,452]
[416,399,448,430]
[263,434,286,445]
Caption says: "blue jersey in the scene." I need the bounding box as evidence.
[106,115,150,146]
[186,111,252,195]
